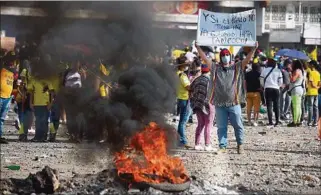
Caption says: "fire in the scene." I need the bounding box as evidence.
[114,122,189,184]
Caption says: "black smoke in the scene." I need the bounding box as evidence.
[5,2,179,150]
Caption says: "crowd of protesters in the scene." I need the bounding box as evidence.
[173,43,321,154]
[1,41,321,154]
[0,42,112,144]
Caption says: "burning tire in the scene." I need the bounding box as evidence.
[147,179,191,192]
[115,122,191,192]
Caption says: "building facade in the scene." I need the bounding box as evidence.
[262,1,321,49]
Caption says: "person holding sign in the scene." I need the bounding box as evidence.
[195,41,258,154]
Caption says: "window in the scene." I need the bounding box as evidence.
[265,6,271,21]
[317,7,321,23]
[279,5,286,21]
[295,6,299,22]
[310,7,317,23]
[302,6,308,22]
[272,5,279,21]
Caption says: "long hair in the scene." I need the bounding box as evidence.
[252,63,260,72]
[292,60,303,74]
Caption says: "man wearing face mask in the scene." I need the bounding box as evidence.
[195,41,258,154]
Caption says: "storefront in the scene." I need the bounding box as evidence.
[269,27,302,48]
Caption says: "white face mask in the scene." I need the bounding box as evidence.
[184,66,189,71]
[221,56,230,64]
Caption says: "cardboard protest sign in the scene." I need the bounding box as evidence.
[1,37,16,51]
[196,9,256,46]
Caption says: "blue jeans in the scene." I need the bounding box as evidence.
[280,91,291,117]
[216,105,244,148]
[177,99,189,145]
[318,95,321,116]
[21,109,33,135]
[50,101,61,132]
[17,102,24,125]
[34,106,50,140]
[306,95,318,125]
[0,97,12,137]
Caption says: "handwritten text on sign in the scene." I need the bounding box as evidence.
[197,9,256,46]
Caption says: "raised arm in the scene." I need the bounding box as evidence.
[194,42,212,68]
[242,42,259,70]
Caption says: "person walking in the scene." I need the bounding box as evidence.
[287,60,305,127]
[260,58,283,127]
[245,63,262,126]
[190,64,215,151]
[306,60,321,127]
[196,42,258,154]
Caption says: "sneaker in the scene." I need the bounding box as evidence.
[183,144,193,149]
[18,134,28,142]
[312,123,317,127]
[252,122,258,127]
[204,145,215,152]
[218,147,227,153]
[30,138,46,143]
[29,128,35,134]
[0,137,9,144]
[237,145,244,154]
[194,145,204,151]
[14,119,20,131]
[48,133,56,142]
[287,122,297,127]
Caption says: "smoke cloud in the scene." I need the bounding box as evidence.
[9,2,179,151]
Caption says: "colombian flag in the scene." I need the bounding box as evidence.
[308,46,317,61]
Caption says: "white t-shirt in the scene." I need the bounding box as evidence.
[185,52,196,62]
[260,66,283,89]
[65,71,82,88]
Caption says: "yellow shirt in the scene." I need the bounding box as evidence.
[99,63,110,97]
[28,77,54,106]
[307,70,321,96]
[0,68,14,98]
[49,76,61,93]
[20,68,31,86]
[176,70,190,100]
[172,50,185,59]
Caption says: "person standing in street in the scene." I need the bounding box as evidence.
[280,59,292,120]
[287,60,305,127]
[195,41,258,154]
[306,60,321,127]
[260,58,283,127]
[0,53,17,144]
[175,56,192,149]
[190,64,215,151]
[28,68,54,142]
[245,63,261,126]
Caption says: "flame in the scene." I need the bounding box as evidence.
[114,122,189,184]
